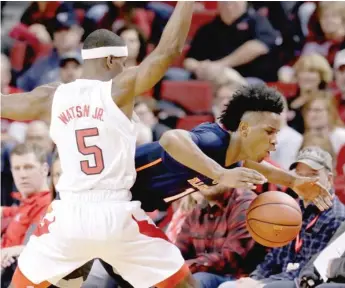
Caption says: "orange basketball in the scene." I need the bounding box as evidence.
[246,192,302,248]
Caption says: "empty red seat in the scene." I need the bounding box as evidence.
[161,81,213,114]
[10,41,27,71]
[176,115,214,131]
[267,82,298,99]
[335,175,345,204]
[203,1,218,10]
[336,144,345,176]
[188,11,216,41]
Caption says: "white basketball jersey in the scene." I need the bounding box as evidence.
[50,79,137,196]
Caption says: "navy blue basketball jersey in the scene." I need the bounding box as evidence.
[132,123,239,211]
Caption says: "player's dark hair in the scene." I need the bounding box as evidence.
[83,29,126,49]
[219,85,284,131]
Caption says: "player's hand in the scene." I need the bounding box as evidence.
[292,175,333,211]
[217,167,267,190]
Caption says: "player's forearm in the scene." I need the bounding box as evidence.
[156,1,194,55]
[159,130,224,182]
[244,160,296,188]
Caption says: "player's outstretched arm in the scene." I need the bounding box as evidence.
[1,83,59,122]
[244,160,333,211]
[113,1,194,106]
[160,129,266,190]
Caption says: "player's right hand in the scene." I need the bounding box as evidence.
[217,167,267,190]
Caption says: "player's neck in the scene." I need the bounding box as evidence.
[81,63,113,81]
[225,132,248,166]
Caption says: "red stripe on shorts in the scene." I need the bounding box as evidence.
[131,215,170,242]
[155,263,190,288]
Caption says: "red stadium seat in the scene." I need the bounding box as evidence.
[267,82,298,99]
[336,144,345,176]
[10,41,27,71]
[161,81,213,114]
[176,115,214,131]
[203,1,218,10]
[188,11,216,41]
[335,176,345,205]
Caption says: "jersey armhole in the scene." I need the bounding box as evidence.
[104,80,134,127]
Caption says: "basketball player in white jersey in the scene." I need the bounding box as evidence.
[1,2,207,287]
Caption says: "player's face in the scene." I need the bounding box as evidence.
[241,112,281,162]
[10,153,49,197]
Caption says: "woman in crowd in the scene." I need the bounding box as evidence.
[303,1,345,65]
[117,25,147,68]
[303,94,345,157]
[287,53,333,133]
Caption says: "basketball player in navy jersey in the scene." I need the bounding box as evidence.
[132,85,333,213]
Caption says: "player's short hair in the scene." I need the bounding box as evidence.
[10,143,48,164]
[83,29,126,50]
[219,85,284,131]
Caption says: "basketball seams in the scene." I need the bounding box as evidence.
[246,221,300,245]
[246,202,302,216]
[247,218,301,227]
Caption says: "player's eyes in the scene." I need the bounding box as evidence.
[266,130,274,135]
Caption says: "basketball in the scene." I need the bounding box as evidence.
[246,192,302,248]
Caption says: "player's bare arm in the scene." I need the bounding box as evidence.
[244,160,333,211]
[159,129,267,190]
[112,1,194,106]
[1,82,60,122]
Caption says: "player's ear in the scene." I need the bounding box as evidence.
[106,56,113,70]
[239,121,249,137]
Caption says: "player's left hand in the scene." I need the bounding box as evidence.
[292,176,333,211]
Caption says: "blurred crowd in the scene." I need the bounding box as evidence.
[1,1,345,288]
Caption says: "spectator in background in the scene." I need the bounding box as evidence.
[25,121,54,166]
[175,185,264,288]
[20,1,65,28]
[0,143,51,286]
[1,54,26,145]
[220,147,345,288]
[271,97,303,170]
[302,2,345,66]
[98,1,151,38]
[117,25,147,68]
[287,53,333,134]
[213,83,240,122]
[17,7,83,91]
[134,97,170,141]
[165,191,203,244]
[296,221,345,288]
[59,51,83,83]
[184,1,281,82]
[300,132,336,164]
[334,49,345,123]
[1,54,22,94]
[302,94,345,156]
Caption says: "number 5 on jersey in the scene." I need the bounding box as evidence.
[75,128,104,175]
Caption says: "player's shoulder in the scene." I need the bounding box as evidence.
[191,122,227,137]
[190,122,230,148]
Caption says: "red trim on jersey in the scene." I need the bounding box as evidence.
[155,263,190,288]
[12,267,51,288]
